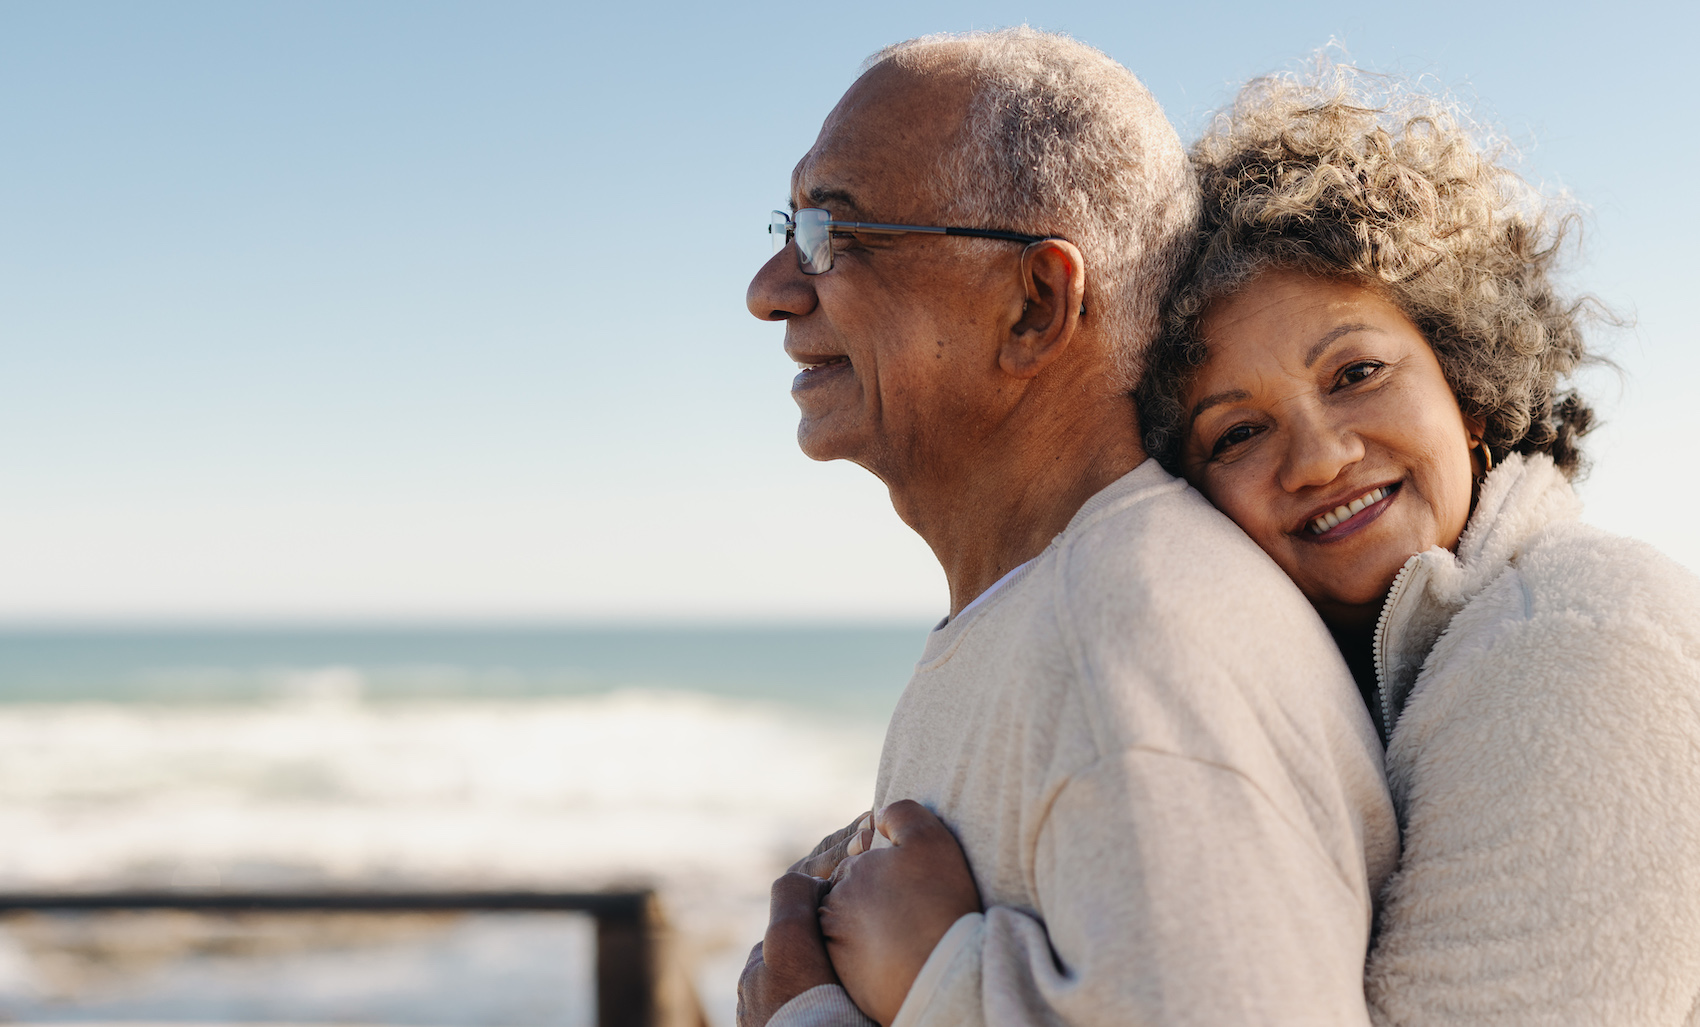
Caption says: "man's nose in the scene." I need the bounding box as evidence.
[746,248,818,321]
[1277,414,1365,494]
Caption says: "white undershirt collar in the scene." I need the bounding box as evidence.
[940,556,1038,629]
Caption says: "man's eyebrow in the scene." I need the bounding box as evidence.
[806,186,866,217]
[1304,323,1382,367]
[1189,389,1250,427]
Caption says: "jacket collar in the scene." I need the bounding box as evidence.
[1372,453,1582,735]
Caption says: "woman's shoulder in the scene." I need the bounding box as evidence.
[1393,521,1700,795]
[1387,524,1700,902]
[1375,521,1700,1027]
[1433,452,1700,668]
[1513,519,1700,638]
[1424,518,1700,719]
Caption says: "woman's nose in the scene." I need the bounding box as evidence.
[1277,418,1365,494]
[746,248,818,322]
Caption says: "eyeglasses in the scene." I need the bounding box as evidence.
[770,208,1057,275]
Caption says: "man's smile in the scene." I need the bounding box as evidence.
[791,355,852,390]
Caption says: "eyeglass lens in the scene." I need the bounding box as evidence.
[769,209,837,274]
[793,208,832,274]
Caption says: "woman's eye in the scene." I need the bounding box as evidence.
[1211,423,1262,456]
[1336,360,1384,388]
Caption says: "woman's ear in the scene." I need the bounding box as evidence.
[1463,413,1488,462]
[1463,413,1493,482]
[999,239,1087,380]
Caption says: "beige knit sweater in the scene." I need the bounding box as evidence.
[771,460,1399,1027]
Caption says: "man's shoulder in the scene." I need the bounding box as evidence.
[921,460,1362,747]
[1052,461,1315,632]
[1034,462,1370,747]
[1029,463,1388,866]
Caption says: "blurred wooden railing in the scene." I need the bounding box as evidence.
[0,889,708,1027]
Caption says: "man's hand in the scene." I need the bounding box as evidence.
[737,872,839,1027]
[819,800,982,1027]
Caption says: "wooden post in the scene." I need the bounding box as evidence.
[596,891,710,1027]
[595,893,653,1027]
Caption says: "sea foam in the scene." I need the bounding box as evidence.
[0,676,886,1025]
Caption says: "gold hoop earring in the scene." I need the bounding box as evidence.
[1471,436,1494,478]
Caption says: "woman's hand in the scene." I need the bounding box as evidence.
[737,873,837,1027]
[790,809,873,878]
[736,811,872,1027]
[819,799,982,1026]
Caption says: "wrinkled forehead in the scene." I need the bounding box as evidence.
[790,60,977,222]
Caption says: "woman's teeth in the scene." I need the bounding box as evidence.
[1308,486,1391,535]
[795,356,849,371]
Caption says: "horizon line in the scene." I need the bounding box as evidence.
[0,615,937,635]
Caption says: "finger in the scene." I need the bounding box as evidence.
[736,940,766,1027]
[816,856,868,943]
[873,798,946,846]
[766,872,829,940]
[827,850,860,887]
[797,811,873,878]
[788,810,873,874]
[741,939,766,973]
[762,872,837,987]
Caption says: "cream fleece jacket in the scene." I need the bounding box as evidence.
[1364,453,1700,1024]
[771,460,1399,1027]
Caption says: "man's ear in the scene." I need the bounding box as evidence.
[1000,239,1086,380]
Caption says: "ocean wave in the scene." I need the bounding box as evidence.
[0,684,886,1024]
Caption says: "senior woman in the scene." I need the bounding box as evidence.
[818,72,1700,1024]
[1133,72,1700,1022]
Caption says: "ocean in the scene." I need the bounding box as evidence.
[0,626,929,1026]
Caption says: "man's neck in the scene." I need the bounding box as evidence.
[887,395,1146,619]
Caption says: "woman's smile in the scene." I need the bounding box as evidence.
[1298,481,1400,539]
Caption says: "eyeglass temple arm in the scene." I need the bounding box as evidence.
[818,220,1081,313]
[827,221,1049,245]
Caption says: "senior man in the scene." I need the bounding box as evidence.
[741,29,1398,1027]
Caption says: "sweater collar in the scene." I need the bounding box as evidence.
[1373,453,1582,732]
[919,459,1179,665]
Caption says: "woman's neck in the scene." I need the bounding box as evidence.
[1328,621,1382,736]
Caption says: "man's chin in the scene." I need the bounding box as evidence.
[795,418,863,464]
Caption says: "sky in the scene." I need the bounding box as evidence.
[1,0,1695,624]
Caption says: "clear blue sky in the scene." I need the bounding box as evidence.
[2,0,1693,623]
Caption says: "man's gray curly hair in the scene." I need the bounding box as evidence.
[866,29,1199,389]
[1136,66,1599,476]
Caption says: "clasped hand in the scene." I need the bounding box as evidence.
[737,800,981,1027]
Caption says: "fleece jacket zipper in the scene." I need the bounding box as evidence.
[1372,555,1424,742]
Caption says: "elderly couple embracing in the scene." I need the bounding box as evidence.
[739,28,1700,1027]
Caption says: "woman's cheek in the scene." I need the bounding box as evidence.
[1212,472,1276,550]
[1427,436,1477,550]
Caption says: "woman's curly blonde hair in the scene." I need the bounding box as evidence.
[1136,67,1599,477]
